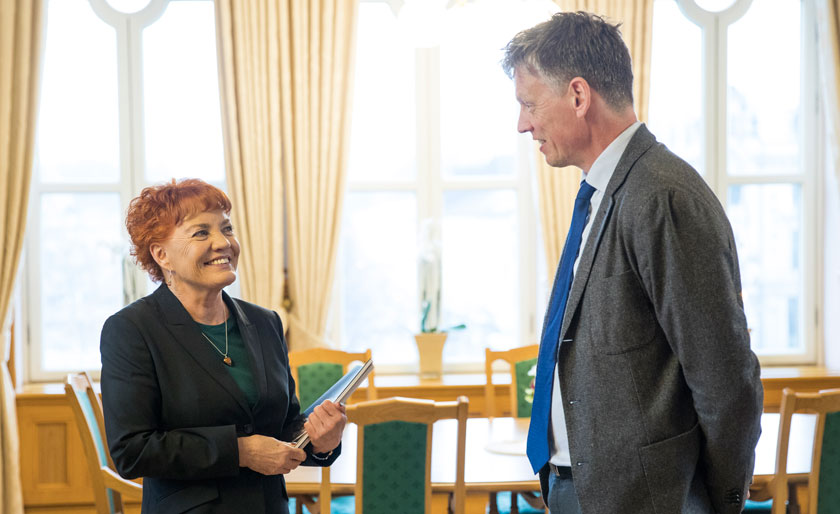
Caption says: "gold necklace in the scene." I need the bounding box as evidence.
[201,315,233,366]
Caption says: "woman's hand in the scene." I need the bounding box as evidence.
[237,435,306,475]
[305,400,347,454]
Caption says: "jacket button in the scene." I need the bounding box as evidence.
[243,424,254,434]
[724,488,741,504]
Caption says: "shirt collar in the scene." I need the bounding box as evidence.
[582,121,642,191]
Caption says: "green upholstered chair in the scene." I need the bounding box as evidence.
[485,345,543,514]
[344,396,468,514]
[289,348,376,411]
[65,372,142,514]
[750,387,840,514]
[288,348,376,514]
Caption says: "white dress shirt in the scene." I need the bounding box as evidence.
[548,121,642,466]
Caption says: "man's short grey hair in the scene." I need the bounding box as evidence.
[502,11,634,111]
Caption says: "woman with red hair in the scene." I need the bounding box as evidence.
[100,178,345,513]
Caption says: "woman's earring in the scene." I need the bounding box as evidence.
[166,269,174,287]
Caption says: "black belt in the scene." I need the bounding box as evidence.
[548,463,573,478]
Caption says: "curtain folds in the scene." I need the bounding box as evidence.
[281,0,359,350]
[215,0,359,350]
[537,0,654,268]
[0,0,43,512]
[215,1,288,319]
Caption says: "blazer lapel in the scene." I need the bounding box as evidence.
[225,293,268,411]
[559,124,658,339]
[152,285,251,414]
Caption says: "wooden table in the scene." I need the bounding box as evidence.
[750,412,815,506]
[286,417,537,513]
[347,367,840,416]
[287,413,816,514]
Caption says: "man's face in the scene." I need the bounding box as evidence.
[514,67,582,168]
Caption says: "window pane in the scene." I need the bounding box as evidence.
[40,193,124,371]
[727,0,801,176]
[105,0,150,14]
[442,190,518,362]
[347,3,416,182]
[340,192,417,365]
[648,0,704,174]
[695,0,736,12]
[143,0,225,183]
[37,0,119,183]
[727,184,802,354]
[439,0,556,179]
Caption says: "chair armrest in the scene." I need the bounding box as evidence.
[100,466,143,500]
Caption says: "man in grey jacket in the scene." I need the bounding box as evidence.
[503,12,763,514]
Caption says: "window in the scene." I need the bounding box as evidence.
[648,0,820,362]
[337,0,557,372]
[27,0,226,381]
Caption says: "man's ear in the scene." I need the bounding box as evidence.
[568,77,591,118]
[150,243,168,271]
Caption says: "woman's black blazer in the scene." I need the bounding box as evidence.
[100,284,338,513]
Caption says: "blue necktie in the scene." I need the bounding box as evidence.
[527,180,597,474]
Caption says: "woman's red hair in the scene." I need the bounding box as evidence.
[126,178,232,283]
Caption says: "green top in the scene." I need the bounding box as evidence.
[197,315,258,408]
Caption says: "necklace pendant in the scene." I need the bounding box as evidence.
[223,356,233,366]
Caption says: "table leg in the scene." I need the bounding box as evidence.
[431,492,451,513]
[788,482,801,514]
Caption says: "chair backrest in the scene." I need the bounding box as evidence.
[346,396,468,514]
[484,345,539,418]
[288,348,375,514]
[771,387,840,514]
[289,348,376,410]
[65,372,141,514]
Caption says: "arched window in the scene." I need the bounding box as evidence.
[648,0,821,363]
[27,0,226,380]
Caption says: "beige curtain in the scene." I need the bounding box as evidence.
[282,0,358,350]
[215,1,288,319]
[0,0,43,512]
[538,0,653,268]
[215,0,359,350]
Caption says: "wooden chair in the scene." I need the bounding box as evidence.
[288,348,376,514]
[344,396,468,514]
[484,345,539,419]
[65,372,142,514]
[750,387,840,514]
[485,345,542,514]
[289,348,377,410]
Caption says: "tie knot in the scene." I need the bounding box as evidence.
[577,180,596,202]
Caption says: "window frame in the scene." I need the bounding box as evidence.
[671,0,822,364]
[334,0,542,374]
[25,0,226,382]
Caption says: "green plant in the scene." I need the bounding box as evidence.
[420,300,466,333]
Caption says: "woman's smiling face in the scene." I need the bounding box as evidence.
[153,209,240,296]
